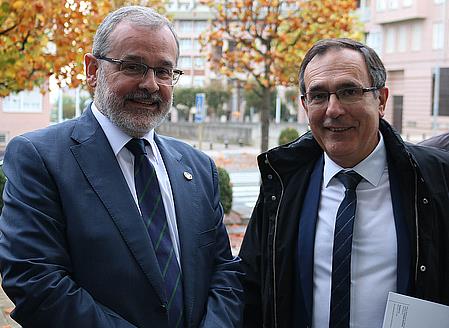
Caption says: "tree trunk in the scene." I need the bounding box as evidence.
[260,88,271,152]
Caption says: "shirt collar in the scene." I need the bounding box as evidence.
[91,102,155,157]
[323,132,387,188]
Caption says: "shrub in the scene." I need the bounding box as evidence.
[217,167,232,214]
[278,127,299,145]
[0,167,5,213]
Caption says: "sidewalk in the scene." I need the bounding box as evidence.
[0,280,19,328]
[193,140,259,256]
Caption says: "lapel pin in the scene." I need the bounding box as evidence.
[183,171,193,181]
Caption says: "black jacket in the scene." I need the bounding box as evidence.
[239,119,449,327]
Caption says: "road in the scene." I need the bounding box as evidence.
[229,170,260,220]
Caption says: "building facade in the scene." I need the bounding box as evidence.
[360,0,449,140]
[0,88,51,151]
[167,0,215,88]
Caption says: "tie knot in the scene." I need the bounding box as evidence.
[125,138,147,157]
[336,170,362,190]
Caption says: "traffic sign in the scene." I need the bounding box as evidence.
[195,93,206,123]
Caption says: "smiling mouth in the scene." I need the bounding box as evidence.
[328,127,353,132]
[128,98,159,106]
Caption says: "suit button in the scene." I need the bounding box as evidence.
[420,265,426,272]
[422,198,429,204]
[160,303,168,313]
[267,174,273,180]
[271,195,277,201]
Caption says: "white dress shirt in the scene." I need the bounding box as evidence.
[312,133,397,328]
[91,104,181,266]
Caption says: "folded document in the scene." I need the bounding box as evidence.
[382,292,449,328]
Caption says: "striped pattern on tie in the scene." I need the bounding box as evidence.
[330,170,362,328]
[126,138,184,327]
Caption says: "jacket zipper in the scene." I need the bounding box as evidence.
[410,157,420,283]
[265,153,285,328]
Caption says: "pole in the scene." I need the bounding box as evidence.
[58,88,63,123]
[432,66,440,133]
[275,92,281,124]
[75,86,81,117]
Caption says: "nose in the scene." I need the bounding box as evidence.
[326,93,345,118]
[139,69,160,93]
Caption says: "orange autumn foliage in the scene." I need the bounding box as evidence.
[0,0,166,97]
[200,0,363,151]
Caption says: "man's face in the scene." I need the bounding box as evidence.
[86,23,178,138]
[301,48,388,168]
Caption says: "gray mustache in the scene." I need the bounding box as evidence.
[125,92,163,103]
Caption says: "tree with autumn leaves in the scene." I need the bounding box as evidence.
[0,0,165,98]
[201,0,363,151]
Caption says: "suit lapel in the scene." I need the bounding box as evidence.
[69,107,166,303]
[296,156,323,326]
[155,135,198,325]
[388,161,411,294]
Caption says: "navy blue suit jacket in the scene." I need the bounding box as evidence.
[0,107,243,327]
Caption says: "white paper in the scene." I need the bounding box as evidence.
[382,292,449,328]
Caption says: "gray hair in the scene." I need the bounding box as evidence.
[92,5,179,61]
[298,38,386,95]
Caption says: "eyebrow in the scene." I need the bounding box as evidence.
[121,55,175,68]
[307,81,362,92]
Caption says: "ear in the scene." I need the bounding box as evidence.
[378,87,389,118]
[300,95,309,116]
[84,54,99,88]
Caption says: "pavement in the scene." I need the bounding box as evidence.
[194,140,260,256]
[0,139,260,324]
[0,281,18,328]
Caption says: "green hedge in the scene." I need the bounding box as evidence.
[217,167,232,214]
[278,127,299,145]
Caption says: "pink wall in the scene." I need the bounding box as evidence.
[0,90,51,150]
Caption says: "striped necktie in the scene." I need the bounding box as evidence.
[329,170,363,328]
[125,138,184,327]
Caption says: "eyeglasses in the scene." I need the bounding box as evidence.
[302,86,381,109]
[95,56,184,86]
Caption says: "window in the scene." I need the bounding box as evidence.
[178,21,193,34]
[194,57,205,68]
[179,39,192,52]
[385,27,396,53]
[3,88,43,113]
[0,134,6,144]
[377,0,387,11]
[432,22,444,49]
[179,56,192,69]
[434,0,445,4]
[366,31,382,55]
[397,25,407,52]
[411,23,422,51]
[402,0,413,6]
[192,39,201,51]
[431,67,449,116]
[194,21,208,34]
[388,0,399,8]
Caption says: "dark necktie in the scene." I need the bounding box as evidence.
[125,138,184,327]
[329,170,363,328]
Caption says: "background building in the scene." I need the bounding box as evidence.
[168,0,215,88]
[0,87,51,151]
[360,0,449,139]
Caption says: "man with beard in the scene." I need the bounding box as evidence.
[0,6,243,328]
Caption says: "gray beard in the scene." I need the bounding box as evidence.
[94,71,172,138]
